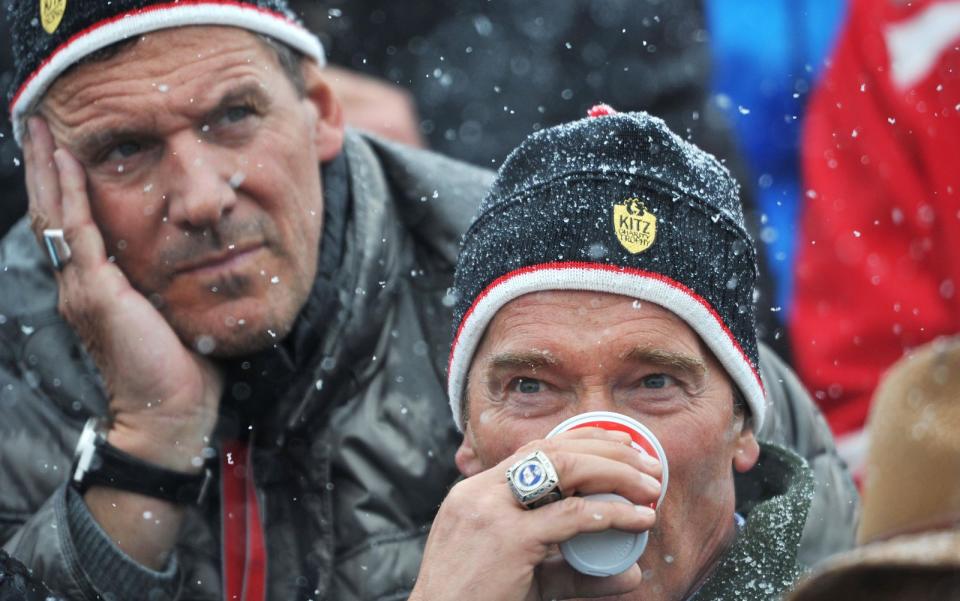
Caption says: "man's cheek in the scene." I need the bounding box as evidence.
[472,415,528,468]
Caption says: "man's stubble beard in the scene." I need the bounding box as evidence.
[159,269,311,357]
[123,214,318,357]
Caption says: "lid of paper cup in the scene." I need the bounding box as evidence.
[559,493,649,577]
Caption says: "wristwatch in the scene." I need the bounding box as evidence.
[70,417,213,505]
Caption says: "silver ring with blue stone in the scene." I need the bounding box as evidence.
[506,450,562,509]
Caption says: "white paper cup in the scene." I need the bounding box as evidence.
[545,411,668,577]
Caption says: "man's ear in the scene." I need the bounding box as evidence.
[302,62,345,162]
[733,426,760,473]
[455,425,485,477]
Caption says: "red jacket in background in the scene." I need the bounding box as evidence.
[791,0,960,470]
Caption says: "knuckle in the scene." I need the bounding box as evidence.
[470,499,499,528]
[555,495,588,518]
[516,438,549,457]
[61,222,82,242]
[605,441,632,461]
[619,446,647,470]
[445,479,473,505]
[550,450,575,478]
[56,292,79,321]
[28,211,49,232]
[443,482,497,529]
[447,480,483,509]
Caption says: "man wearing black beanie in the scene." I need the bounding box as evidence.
[412,108,855,600]
[0,1,490,599]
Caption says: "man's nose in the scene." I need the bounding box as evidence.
[164,135,238,228]
[577,386,618,413]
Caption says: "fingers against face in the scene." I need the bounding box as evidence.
[24,116,63,238]
[54,148,109,273]
[23,118,128,331]
[23,116,109,276]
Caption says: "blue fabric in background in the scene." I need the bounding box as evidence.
[705,0,847,315]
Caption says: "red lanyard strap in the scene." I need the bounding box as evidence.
[221,439,267,601]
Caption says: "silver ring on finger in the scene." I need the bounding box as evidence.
[506,450,562,509]
[42,229,72,271]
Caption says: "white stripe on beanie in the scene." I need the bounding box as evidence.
[447,262,767,432]
[10,2,325,143]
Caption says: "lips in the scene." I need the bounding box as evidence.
[172,241,265,277]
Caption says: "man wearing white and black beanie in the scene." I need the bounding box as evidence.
[0,1,494,600]
[411,108,859,601]
[447,107,765,432]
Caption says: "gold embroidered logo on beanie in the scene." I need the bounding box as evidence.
[39,0,66,34]
[613,197,656,254]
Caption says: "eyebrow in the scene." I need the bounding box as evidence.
[623,346,708,382]
[209,83,271,120]
[75,123,148,162]
[488,350,559,371]
[73,82,271,160]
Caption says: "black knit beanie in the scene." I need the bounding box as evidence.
[4,0,324,143]
[447,107,766,432]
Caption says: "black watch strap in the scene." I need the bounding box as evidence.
[71,418,213,505]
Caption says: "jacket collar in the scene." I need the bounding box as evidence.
[218,132,404,445]
[689,443,814,600]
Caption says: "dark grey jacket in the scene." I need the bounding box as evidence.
[0,132,855,600]
[754,347,860,568]
[693,443,814,601]
[0,132,492,601]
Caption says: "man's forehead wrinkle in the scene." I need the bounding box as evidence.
[49,57,267,113]
[42,29,274,121]
[47,69,269,153]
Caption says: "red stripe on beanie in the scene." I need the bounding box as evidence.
[448,261,764,394]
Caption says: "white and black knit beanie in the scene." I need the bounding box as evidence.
[448,107,766,432]
[4,0,325,144]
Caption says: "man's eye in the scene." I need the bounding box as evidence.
[221,105,255,124]
[512,378,545,394]
[641,374,675,389]
[107,141,142,160]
